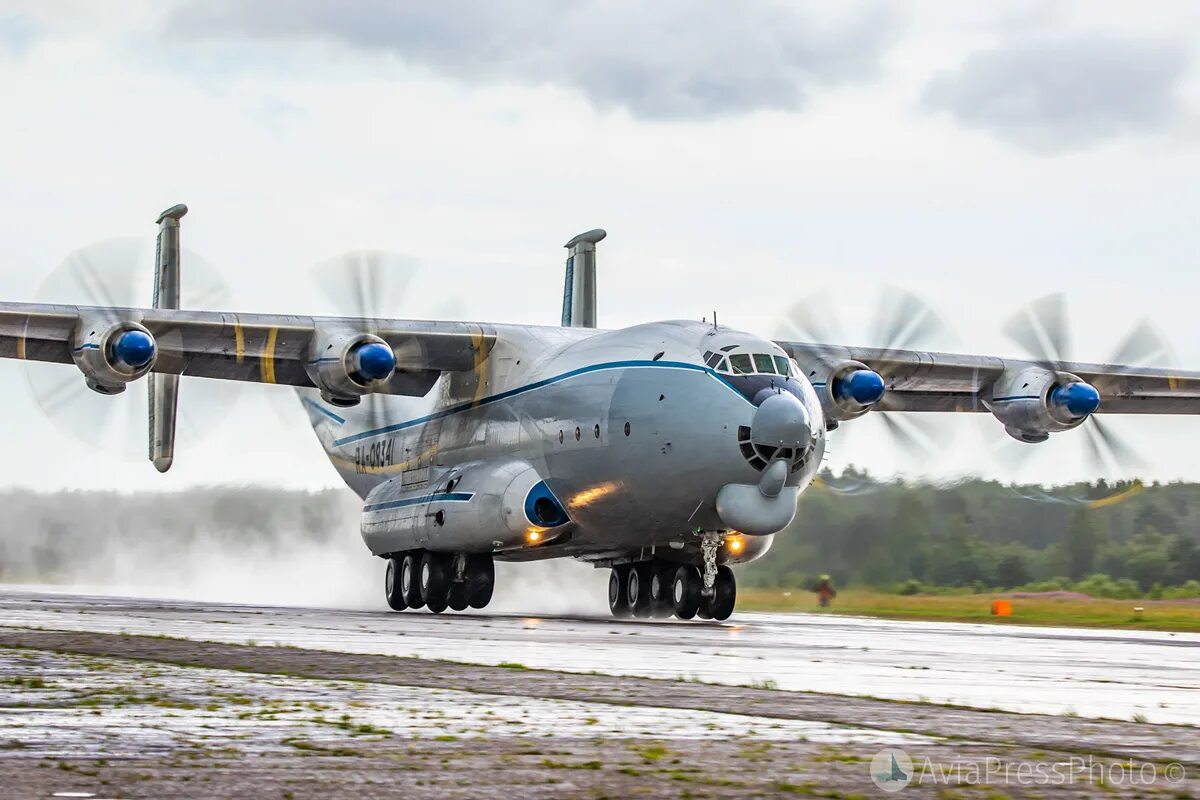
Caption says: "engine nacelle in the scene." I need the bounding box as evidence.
[360,458,571,555]
[984,366,1101,443]
[306,330,396,406]
[71,317,158,395]
[803,359,887,424]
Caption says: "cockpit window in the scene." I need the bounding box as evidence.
[729,353,753,374]
[753,354,776,374]
[773,355,792,376]
[704,351,723,368]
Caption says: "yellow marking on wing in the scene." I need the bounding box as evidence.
[470,331,489,407]
[261,326,278,384]
[16,318,26,360]
[234,320,245,364]
[1168,374,1179,391]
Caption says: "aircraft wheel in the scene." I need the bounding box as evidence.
[421,552,451,613]
[608,565,631,617]
[672,565,702,620]
[384,557,407,611]
[466,554,495,609]
[628,562,653,618]
[650,563,675,618]
[401,551,424,609]
[448,582,470,611]
[709,565,737,621]
[697,597,713,620]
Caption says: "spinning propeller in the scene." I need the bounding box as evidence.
[775,287,958,493]
[998,293,1174,478]
[25,238,234,461]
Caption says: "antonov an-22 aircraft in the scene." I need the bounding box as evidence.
[4,205,1199,620]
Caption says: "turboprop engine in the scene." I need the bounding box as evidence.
[360,458,571,556]
[805,359,887,425]
[984,366,1101,443]
[306,329,397,406]
[71,317,157,394]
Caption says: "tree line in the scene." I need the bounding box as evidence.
[741,468,1200,598]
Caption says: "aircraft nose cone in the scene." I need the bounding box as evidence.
[750,391,812,449]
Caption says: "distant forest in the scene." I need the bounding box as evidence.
[748,469,1200,599]
[1,476,1198,600]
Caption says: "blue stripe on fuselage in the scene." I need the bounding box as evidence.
[363,491,475,512]
[331,359,752,447]
[301,397,347,425]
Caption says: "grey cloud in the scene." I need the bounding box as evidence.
[0,15,39,55]
[922,34,1190,153]
[167,0,902,120]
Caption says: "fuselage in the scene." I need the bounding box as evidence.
[299,320,826,564]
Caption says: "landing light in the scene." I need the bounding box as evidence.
[726,535,745,554]
[526,529,542,543]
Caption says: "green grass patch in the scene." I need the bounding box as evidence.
[739,589,1200,632]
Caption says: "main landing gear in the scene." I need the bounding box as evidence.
[608,558,736,621]
[385,550,494,613]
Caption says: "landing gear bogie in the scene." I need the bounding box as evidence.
[608,557,738,621]
[386,550,495,614]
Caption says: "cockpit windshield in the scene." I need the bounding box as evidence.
[702,349,795,377]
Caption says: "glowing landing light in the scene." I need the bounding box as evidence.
[726,534,745,554]
[526,529,543,543]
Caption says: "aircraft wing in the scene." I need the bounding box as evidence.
[0,301,492,394]
[776,341,1200,415]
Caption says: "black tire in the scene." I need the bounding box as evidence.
[650,564,675,618]
[628,562,653,618]
[385,557,407,611]
[608,565,631,617]
[401,551,424,609]
[697,596,714,620]
[466,554,495,609]
[709,565,737,621]
[672,565,701,620]
[448,582,470,611]
[421,552,452,613]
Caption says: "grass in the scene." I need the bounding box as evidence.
[738,588,1200,632]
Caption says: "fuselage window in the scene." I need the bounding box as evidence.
[753,354,776,374]
[729,353,753,374]
[773,355,792,376]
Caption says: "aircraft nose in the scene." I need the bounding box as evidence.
[750,391,812,450]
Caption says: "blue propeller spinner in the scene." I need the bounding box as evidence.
[110,329,156,369]
[835,369,886,406]
[351,341,397,382]
[1050,381,1101,417]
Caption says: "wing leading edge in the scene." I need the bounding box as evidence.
[777,341,1200,416]
[0,301,494,394]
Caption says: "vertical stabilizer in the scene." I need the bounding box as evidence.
[148,203,186,472]
[561,229,606,328]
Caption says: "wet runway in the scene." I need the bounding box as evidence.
[1,587,1197,725]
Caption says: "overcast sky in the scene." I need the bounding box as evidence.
[1,0,1198,491]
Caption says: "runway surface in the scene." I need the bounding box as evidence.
[2,586,1197,725]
